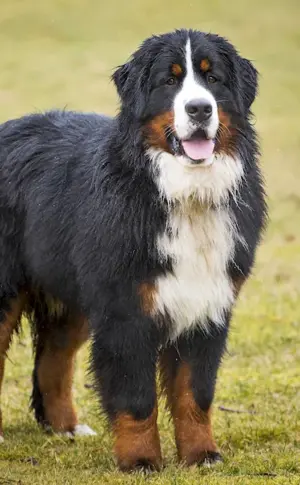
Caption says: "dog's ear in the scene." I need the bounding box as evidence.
[112,62,131,99]
[209,34,258,114]
[209,34,258,115]
[112,58,148,117]
[238,57,258,112]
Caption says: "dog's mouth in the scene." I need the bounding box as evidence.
[167,128,215,164]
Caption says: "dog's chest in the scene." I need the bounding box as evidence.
[154,208,236,338]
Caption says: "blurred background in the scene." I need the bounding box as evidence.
[1,1,299,484]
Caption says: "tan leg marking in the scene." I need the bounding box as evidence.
[113,404,162,471]
[37,315,89,432]
[160,355,218,465]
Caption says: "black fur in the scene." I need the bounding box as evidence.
[28,294,71,427]
[0,29,267,468]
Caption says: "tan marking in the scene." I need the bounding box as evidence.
[37,315,88,432]
[138,282,157,315]
[233,276,246,297]
[216,107,236,156]
[113,404,162,471]
[218,107,231,128]
[171,63,183,76]
[0,296,26,437]
[144,111,174,152]
[200,58,210,72]
[160,358,217,465]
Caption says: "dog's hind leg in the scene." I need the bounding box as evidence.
[0,295,25,441]
[31,301,96,436]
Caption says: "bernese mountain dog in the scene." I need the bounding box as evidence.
[0,29,267,471]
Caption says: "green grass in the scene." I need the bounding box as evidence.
[1,0,300,483]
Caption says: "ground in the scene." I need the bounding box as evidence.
[0,0,300,484]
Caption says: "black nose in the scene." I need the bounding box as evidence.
[185,99,212,122]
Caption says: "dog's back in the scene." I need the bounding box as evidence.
[0,110,113,198]
[0,110,114,300]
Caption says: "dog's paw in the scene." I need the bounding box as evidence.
[201,451,223,467]
[118,456,163,473]
[73,424,97,437]
[180,449,223,467]
[60,424,97,438]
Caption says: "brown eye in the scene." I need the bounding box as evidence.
[166,77,176,86]
[207,74,217,84]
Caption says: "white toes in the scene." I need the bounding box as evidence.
[0,425,97,442]
[59,424,97,438]
[73,424,97,436]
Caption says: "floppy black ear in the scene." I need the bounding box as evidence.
[208,34,258,114]
[112,57,149,117]
[112,62,131,99]
[238,57,258,112]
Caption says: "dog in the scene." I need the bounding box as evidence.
[0,29,267,471]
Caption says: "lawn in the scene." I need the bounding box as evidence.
[0,0,300,484]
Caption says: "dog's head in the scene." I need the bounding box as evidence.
[113,29,257,170]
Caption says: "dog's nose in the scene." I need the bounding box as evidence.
[185,99,212,122]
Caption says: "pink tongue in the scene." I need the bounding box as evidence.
[182,139,215,161]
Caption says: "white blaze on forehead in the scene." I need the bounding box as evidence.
[174,37,219,140]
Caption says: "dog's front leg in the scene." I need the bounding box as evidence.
[90,303,162,472]
[160,320,229,466]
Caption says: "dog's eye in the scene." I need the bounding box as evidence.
[166,77,177,86]
[207,75,218,84]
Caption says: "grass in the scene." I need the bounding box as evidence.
[0,0,300,483]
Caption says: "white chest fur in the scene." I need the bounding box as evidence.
[154,207,236,339]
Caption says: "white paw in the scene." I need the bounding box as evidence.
[0,435,4,444]
[61,424,97,438]
[73,424,97,436]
